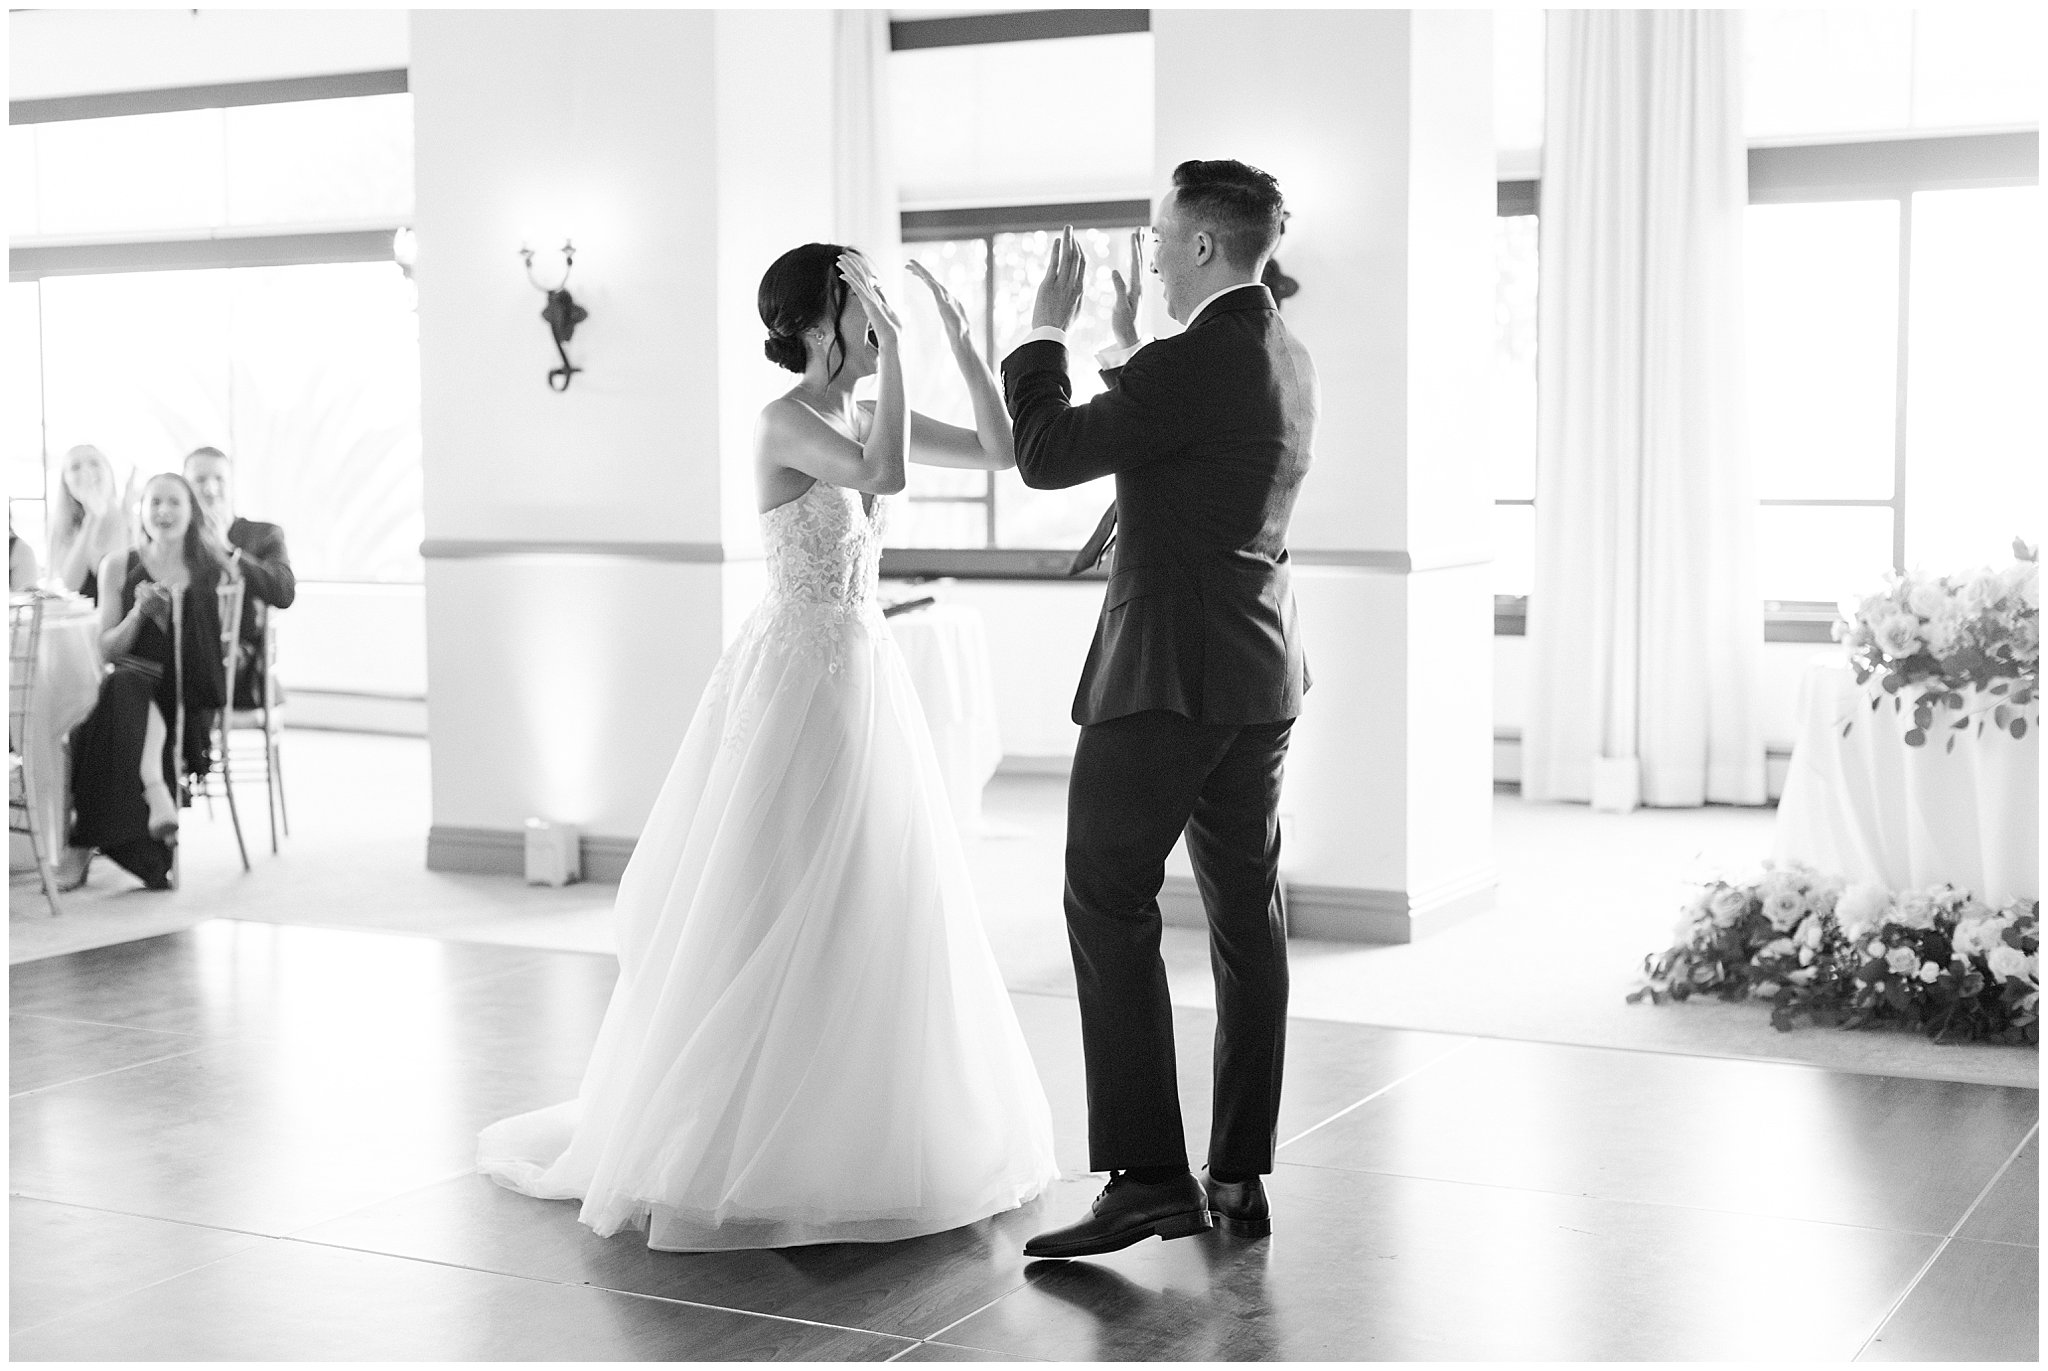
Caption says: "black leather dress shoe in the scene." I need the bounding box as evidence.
[1201,1168,1271,1237]
[1023,1171,1212,1258]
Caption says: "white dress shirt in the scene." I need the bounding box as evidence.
[1009,280,1262,372]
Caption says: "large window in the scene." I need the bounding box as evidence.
[883,12,1153,574]
[1490,200,1539,601]
[895,211,1145,554]
[7,77,419,583]
[1491,7,2041,629]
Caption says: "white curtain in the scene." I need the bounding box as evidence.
[832,10,902,281]
[1524,9,1766,810]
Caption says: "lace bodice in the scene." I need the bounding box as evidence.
[760,480,887,617]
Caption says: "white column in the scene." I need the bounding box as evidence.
[411,10,835,876]
[1154,10,1498,941]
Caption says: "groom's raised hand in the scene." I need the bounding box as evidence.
[1030,225,1087,333]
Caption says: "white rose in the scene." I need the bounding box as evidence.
[1917,960,1942,984]
[1956,573,2000,618]
[1763,888,1808,933]
[1874,612,1924,659]
[1707,886,1750,928]
[1759,937,1797,961]
[1796,914,1828,950]
[1891,891,1939,931]
[1987,944,2030,983]
[1923,604,1965,658]
[1999,561,2038,609]
[1886,945,1921,976]
[1835,884,1892,939]
[1941,914,2007,959]
[1907,581,1949,619]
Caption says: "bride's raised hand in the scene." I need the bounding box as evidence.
[838,253,902,352]
[1109,229,1144,349]
[907,260,974,356]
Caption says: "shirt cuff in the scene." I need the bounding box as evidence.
[1095,339,1144,371]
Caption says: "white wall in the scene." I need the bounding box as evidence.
[411,10,836,844]
[9,9,410,99]
[280,583,426,698]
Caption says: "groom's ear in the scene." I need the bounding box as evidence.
[1192,230,1215,266]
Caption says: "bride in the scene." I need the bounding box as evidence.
[477,245,1060,1250]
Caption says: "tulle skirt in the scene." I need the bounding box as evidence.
[477,599,1059,1250]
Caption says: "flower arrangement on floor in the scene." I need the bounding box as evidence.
[1630,862,2039,1045]
[1835,539,2039,748]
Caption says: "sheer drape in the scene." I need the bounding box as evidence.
[833,11,902,280]
[1524,9,1766,809]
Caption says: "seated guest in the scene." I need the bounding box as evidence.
[47,444,135,601]
[60,473,227,891]
[9,518,39,591]
[184,446,294,709]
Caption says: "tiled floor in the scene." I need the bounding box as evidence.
[10,920,2038,1361]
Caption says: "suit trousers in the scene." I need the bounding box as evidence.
[1063,708,1292,1176]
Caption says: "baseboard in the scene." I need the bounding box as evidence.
[1492,732,1792,802]
[1159,868,1497,945]
[425,825,637,883]
[996,754,1073,777]
[287,689,427,737]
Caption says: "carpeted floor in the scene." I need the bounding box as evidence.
[11,730,2035,1090]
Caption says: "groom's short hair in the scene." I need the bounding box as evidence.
[1171,160,1285,270]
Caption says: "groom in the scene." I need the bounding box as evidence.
[1004,160,1317,1258]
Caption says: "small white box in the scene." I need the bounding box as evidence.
[524,818,582,886]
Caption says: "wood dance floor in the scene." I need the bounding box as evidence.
[10,919,2039,1360]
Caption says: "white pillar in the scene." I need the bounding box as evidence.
[1154,10,1498,941]
[411,10,836,875]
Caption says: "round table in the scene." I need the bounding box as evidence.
[11,593,103,871]
[1772,657,2039,904]
[886,602,1003,833]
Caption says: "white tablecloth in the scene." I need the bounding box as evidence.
[888,602,1002,833]
[11,594,104,870]
[1773,657,2038,904]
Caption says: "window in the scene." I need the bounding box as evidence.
[1489,12,2040,634]
[1745,198,1902,604]
[1494,161,2039,627]
[26,262,422,583]
[894,211,1146,556]
[1490,202,1539,601]
[8,76,419,584]
[881,14,1156,573]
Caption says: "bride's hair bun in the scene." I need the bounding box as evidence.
[763,331,807,373]
[758,242,856,379]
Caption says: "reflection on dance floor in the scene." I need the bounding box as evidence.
[10,920,2039,1361]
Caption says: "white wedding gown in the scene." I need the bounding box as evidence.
[478,477,1059,1250]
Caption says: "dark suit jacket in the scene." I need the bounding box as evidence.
[1004,283,1317,727]
[226,517,295,709]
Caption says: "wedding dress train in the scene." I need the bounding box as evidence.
[478,479,1059,1250]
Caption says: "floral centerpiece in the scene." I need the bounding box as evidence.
[1835,539,2039,748]
[1631,862,2039,1045]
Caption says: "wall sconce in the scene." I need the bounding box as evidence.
[1262,210,1298,309]
[519,241,589,392]
[1262,258,1299,308]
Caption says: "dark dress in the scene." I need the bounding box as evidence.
[68,551,227,884]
